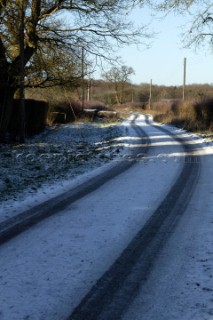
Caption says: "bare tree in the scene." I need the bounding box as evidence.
[0,0,149,141]
[148,0,213,49]
[103,65,135,104]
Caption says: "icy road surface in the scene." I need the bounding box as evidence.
[0,115,212,320]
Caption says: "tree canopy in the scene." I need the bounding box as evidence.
[0,0,148,89]
[0,0,149,140]
[103,65,135,104]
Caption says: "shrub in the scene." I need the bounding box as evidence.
[9,99,49,138]
[153,98,213,133]
[194,98,213,130]
[25,99,49,135]
[48,98,110,124]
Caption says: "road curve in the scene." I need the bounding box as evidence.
[67,116,201,320]
[0,116,150,245]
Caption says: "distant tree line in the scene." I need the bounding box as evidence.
[88,81,213,106]
[26,80,213,115]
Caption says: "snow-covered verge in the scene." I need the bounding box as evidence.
[0,122,122,197]
[0,119,132,222]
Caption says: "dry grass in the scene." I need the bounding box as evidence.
[153,98,213,133]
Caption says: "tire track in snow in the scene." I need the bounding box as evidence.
[67,115,201,320]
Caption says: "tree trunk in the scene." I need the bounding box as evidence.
[115,91,120,105]
[0,88,16,142]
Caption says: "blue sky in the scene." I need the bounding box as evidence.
[110,6,213,86]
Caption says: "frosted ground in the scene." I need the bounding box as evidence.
[0,115,212,320]
[0,120,129,218]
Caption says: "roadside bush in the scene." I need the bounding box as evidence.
[9,99,49,138]
[48,99,81,124]
[151,100,180,114]
[84,100,110,111]
[153,98,213,133]
[194,98,213,130]
[48,98,110,124]
[25,99,49,135]
[150,101,179,125]
[113,102,144,113]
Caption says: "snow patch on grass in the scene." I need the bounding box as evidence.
[0,120,133,221]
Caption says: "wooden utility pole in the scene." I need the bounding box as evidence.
[182,57,187,101]
[87,64,90,101]
[81,46,85,111]
[149,79,152,109]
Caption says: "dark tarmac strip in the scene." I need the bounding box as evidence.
[0,116,150,245]
[67,118,201,320]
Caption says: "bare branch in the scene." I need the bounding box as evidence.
[149,0,213,49]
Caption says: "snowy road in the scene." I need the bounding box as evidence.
[0,115,212,320]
